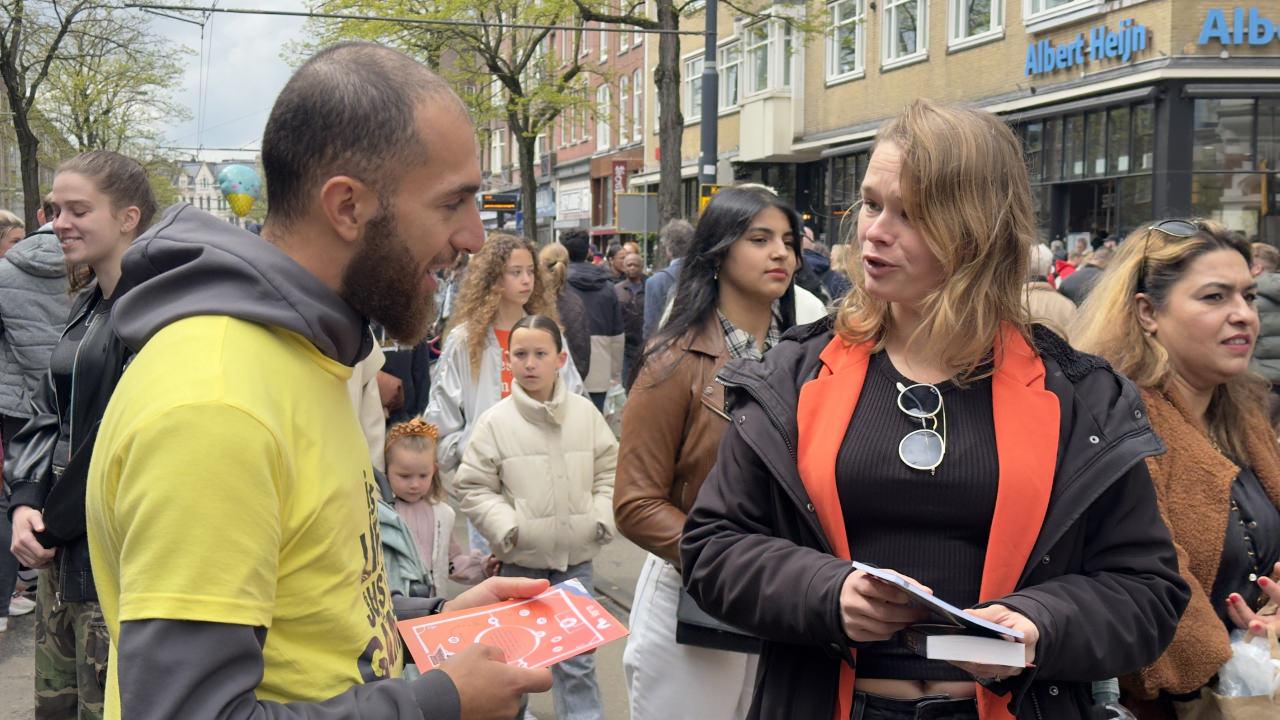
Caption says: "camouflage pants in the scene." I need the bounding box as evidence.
[34,568,108,720]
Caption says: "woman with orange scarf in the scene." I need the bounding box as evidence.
[680,100,1189,720]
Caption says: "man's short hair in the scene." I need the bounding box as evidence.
[40,194,54,223]
[561,229,590,262]
[1253,243,1280,273]
[262,42,461,226]
[606,243,624,261]
[660,219,695,259]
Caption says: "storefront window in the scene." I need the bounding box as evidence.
[1134,104,1154,171]
[1260,98,1280,172]
[1192,173,1262,236]
[1107,106,1131,175]
[1024,121,1044,183]
[1085,110,1106,178]
[1194,98,1254,172]
[1045,118,1062,182]
[1063,114,1084,180]
[1117,175,1153,233]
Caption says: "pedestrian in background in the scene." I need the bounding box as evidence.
[0,210,24,259]
[643,219,694,338]
[540,241,591,380]
[0,205,71,633]
[614,251,646,391]
[682,100,1187,720]
[561,229,624,411]
[1249,242,1280,394]
[1074,220,1280,719]
[1024,242,1076,340]
[456,314,616,720]
[1058,245,1112,305]
[8,151,157,718]
[823,243,853,302]
[616,185,800,720]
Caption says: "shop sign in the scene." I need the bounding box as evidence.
[1198,7,1280,46]
[1024,18,1148,77]
[611,161,628,194]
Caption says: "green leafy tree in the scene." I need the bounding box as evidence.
[305,0,599,241]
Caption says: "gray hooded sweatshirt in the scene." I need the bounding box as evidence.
[0,229,72,419]
[107,204,459,720]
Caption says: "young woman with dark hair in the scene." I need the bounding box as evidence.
[615,184,801,720]
[680,101,1188,720]
[8,150,157,716]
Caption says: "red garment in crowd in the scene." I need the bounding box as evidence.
[1052,259,1077,288]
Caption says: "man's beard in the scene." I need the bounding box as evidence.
[340,206,435,344]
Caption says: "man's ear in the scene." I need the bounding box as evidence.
[318,176,381,245]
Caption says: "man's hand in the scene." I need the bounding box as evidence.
[376,371,404,414]
[443,576,550,614]
[10,506,54,568]
[438,643,552,720]
[951,604,1039,681]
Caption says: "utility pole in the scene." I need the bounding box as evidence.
[698,0,718,189]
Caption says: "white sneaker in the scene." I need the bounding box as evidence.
[0,616,7,632]
[8,594,35,616]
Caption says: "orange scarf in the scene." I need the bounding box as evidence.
[796,326,1059,720]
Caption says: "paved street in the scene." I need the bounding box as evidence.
[0,537,648,719]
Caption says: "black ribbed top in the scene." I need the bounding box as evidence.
[837,351,999,681]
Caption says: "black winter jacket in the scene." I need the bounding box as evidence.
[7,283,132,602]
[681,318,1190,720]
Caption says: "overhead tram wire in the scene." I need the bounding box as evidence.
[124,4,707,35]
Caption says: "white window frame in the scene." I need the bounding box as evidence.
[948,0,1003,50]
[596,84,612,152]
[632,69,643,139]
[634,26,644,48]
[1023,0,1093,28]
[599,25,609,61]
[744,19,794,97]
[826,0,865,83]
[683,53,704,124]
[881,0,928,70]
[490,127,505,172]
[619,75,631,145]
[719,40,742,111]
[580,27,589,57]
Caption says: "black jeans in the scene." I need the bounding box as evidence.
[851,693,980,720]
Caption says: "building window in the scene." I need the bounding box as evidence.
[720,40,742,109]
[491,128,505,172]
[600,25,609,61]
[883,0,926,66]
[745,20,792,95]
[948,0,1001,47]
[1085,109,1106,178]
[1026,0,1087,21]
[827,0,865,81]
[1107,106,1131,174]
[633,69,643,139]
[1194,98,1255,173]
[597,85,612,152]
[619,76,631,145]
[684,55,704,120]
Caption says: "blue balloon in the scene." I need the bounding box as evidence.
[216,164,262,201]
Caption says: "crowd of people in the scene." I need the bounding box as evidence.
[0,40,1277,720]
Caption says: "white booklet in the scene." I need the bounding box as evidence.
[851,561,1028,668]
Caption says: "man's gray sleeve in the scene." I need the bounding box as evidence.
[117,620,461,720]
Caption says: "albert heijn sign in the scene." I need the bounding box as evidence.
[1025,18,1149,77]
[1198,7,1280,46]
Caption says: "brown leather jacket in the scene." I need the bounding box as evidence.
[615,315,731,567]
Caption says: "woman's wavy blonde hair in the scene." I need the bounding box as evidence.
[834,100,1035,381]
[539,242,570,298]
[448,233,559,378]
[1072,219,1265,462]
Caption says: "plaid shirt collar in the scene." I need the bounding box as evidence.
[717,310,781,361]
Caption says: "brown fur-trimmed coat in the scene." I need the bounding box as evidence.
[1123,388,1280,715]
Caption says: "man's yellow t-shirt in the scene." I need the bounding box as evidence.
[87,316,401,717]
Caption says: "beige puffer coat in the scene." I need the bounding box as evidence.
[454,374,617,571]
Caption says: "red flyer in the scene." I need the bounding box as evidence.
[398,579,629,671]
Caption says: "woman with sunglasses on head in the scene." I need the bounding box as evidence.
[615,184,800,720]
[681,100,1189,720]
[1072,220,1280,719]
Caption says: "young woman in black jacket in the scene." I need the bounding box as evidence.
[8,151,157,717]
[681,101,1190,720]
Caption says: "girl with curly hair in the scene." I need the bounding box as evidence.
[424,234,586,547]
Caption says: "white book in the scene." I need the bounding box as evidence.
[902,627,1028,668]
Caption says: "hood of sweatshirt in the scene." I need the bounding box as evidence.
[802,249,830,276]
[112,203,372,365]
[4,230,68,279]
[567,261,615,292]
